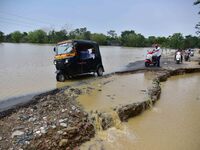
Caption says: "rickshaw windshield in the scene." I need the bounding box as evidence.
[56,43,73,55]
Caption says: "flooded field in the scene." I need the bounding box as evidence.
[0,43,55,101]
[80,73,200,150]
[0,43,147,101]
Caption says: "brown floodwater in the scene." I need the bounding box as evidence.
[77,72,154,112]
[0,43,148,102]
[80,73,200,150]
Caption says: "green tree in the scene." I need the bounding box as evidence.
[83,31,91,40]
[135,34,146,47]
[107,30,117,38]
[48,30,56,43]
[107,30,120,45]
[11,31,23,43]
[127,34,137,47]
[69,27,91,40]
[145,36,169,47]
[4,34,12,42]
[195,23,200,35]
[28,30,47,43]
[146,36,156,46]
[183,35,199,48]
[194,0,200,35]
[120,30,145,47]
[55,30,68,42]
[168,33,184,49]
[91,33,107,45]
[120,30,136,46]
[194,0,200,10]
[21,32,28,43]
[48,30,68,43]
[0,31,4,42]
[156,37,169,48]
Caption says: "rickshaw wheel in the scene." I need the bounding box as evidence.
[97,66,103,76]
[56,73,65,82]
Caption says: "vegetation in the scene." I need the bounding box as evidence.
[0,31,4,42]
[11,31,23,43]
[28,30,48,43]
[90,33,107,45]
[0,28,200,49]
[194,0,200,35]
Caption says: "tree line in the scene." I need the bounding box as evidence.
[0,27,200,49]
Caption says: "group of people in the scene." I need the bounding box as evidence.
[174,49,193,62]
[149,44,194,67]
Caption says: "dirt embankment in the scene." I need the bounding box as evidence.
[0,87,95,150]
[116,67,200,122]
[0,53,200,150]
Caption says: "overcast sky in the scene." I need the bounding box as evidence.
[0,0,199,37]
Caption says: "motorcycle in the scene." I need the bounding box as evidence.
[145,51,157,67]
[184,52,190,61]
[175,51,182,64]
[190,50,194,57]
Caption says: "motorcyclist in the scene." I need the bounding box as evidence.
[184,49,191,61]
[153,44,162,67]
[175,49,183,62]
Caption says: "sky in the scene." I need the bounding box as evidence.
[0,0,199,37]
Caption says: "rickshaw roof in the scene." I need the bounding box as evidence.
[57,40,98,47]
[57,40,73,45]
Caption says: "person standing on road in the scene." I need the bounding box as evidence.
[153,44,162,67]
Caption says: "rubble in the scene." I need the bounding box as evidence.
[0,87,95,150]
[59,139,68,147]
[11,130,24,138]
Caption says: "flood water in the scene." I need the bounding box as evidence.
[80,73,200,150]
[0,43,147,101]
[77,72,154,112]
[0,43,55,101]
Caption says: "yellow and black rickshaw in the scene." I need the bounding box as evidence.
[53,40,104,82]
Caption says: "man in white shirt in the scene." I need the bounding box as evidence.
[154,44,162,67]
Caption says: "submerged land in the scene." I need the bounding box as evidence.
[0,50,200,150]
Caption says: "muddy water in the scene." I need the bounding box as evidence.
[77,72,154,112]
[100,46,146,72]
[80,73,200,150]
[0,43,55,101]
[0,43,147,101]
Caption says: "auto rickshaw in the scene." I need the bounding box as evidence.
[53,40,104,82]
